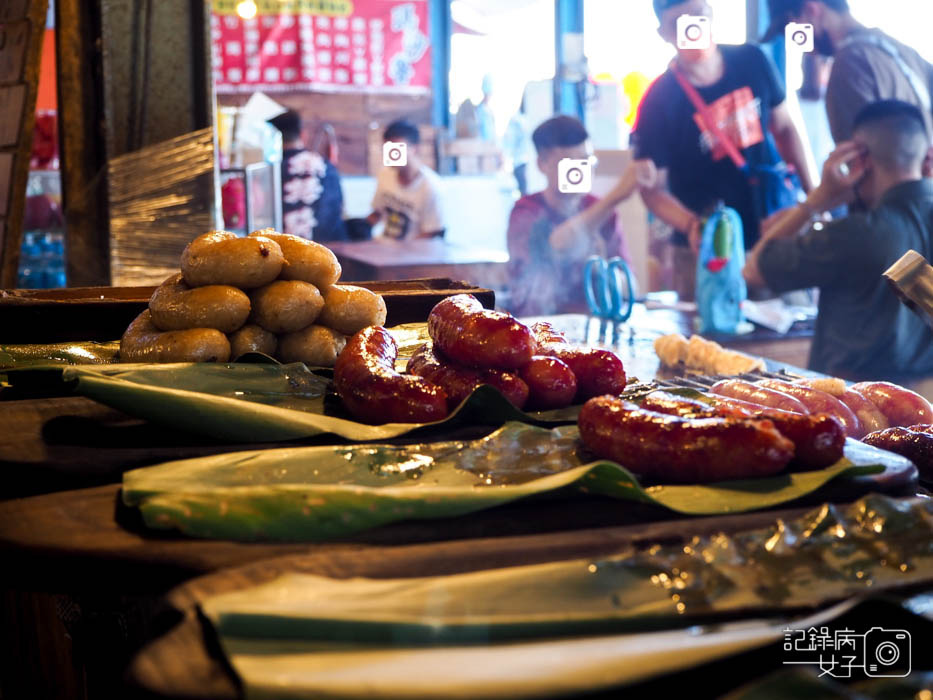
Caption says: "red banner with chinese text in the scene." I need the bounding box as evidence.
[211,0,431,94]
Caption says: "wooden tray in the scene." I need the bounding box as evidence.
[0,279,494,343]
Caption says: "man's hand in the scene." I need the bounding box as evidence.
[808,141,867,212]
[614,159,658,200]
[687,214,703,254]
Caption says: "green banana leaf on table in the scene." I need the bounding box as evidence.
[1,324,581,441]
[201,493,933,641]
[195,496,933,700]
[122,421,897,541]
[0,341,120,369]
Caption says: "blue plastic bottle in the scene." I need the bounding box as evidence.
[695,204,747,334]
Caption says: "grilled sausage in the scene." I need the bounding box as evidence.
[428,295,536,370]
[121,310,230,363]
[181,230,284,288]
[851,381,933,428]
[406,342,529,410]
[530,321,627,400]
[756,379,861,437]
[334,326,448,423]
[578,396,794,483]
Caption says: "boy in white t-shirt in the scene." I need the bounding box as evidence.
[367,120,446,239]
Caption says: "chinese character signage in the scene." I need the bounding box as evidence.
[211,0,431,94]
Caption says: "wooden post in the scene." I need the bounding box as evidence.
[0,0,50,288]
[56,0,111,287]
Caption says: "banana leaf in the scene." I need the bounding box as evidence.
[0,341,120,369]
[122,422,895,541]
[195,496,933,700]
[2,322,584,439]
[203,492,933,640]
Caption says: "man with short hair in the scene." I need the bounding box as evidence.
[367,119,445,240]
[744,100,933,380]
[634,0,815,300]
[268,110,347,241]
[765,0,933,143]
[506,115,657,316]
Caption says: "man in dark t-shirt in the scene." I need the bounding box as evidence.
[745,100,933,380]
[268,111,347,242]
[633,0,815,281]
[506,116,656,316]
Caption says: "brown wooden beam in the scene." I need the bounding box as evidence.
[0,0,49,288]
[57,0,111,287]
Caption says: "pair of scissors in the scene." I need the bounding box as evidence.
[583,256,635,322]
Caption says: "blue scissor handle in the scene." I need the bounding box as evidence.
[584,256,635,322]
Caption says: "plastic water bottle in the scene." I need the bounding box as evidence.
[17,233,41,288]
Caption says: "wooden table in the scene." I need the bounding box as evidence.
[0,308,822,698]
[327,238,509,290]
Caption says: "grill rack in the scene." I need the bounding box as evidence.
[623,367,807,400]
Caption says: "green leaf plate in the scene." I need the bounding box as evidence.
[194,495,933,698]
[0,340,120,370]
[122,422,898,541]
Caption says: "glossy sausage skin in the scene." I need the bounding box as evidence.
[851,382,933,428]
[530,322,627,400]
[837,387,890,435]
[794,378,889,435]
[640,391,718,418]
[518,356,577,410]
[334,327,448,424]
[710,379,809,414]
[406,342,529,411]
[428,295,536,370]
[577,396,794,483]
[642,391,845,470]
[862,427,933,480]
[757,379,861,438]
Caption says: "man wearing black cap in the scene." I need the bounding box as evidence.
[634,0,814,300]
[764,0,933,144]
[267,110,347,242]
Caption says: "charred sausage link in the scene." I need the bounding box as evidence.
[406,342,529,410]
[530,322,627,400]
[862,427,933,480]
[577,396,794,483]
[428,295,536,369]
[335,327,448,424]
[518,356,578,410]
[642,391,845,470]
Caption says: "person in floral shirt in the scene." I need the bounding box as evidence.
[268,111,347,242]
[506,116,656,316]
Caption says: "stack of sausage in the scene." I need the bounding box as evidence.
[120,230,386,365]
[334,294,628,424]
[578,375,933,483]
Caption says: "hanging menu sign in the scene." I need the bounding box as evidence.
[211,0,431,94]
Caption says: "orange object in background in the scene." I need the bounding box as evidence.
[36,28,56,112]
[31,29,59,170]
[622,71,650,128]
